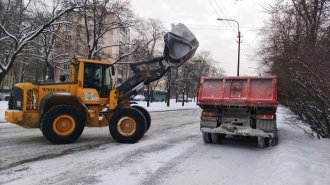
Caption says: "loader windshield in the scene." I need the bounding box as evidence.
[105,67,112,89]
[84,63,112,98]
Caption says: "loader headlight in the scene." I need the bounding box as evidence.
[12,86,23,110]
[17,101,21,108]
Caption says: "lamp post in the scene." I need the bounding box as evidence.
[217,18,241,76]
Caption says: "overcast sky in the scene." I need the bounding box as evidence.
[131,0,270,76]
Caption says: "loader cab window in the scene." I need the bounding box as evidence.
[84,63,111,98]
[105,67,112,89]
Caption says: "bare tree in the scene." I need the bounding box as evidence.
[60,0,138,61]
[0,0,85,82]
[257,0,330,138]
[173,50,225,106]
[163,67,179,106]
[127,18,167,105]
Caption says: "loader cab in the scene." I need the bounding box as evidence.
[83,62,113,98]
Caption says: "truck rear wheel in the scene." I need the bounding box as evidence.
[40,105,85,144]
[258,137,266,148]
[131,105,151,132]
[211,133,222,144]
[109,107,147,143]
[268,136,278,146]
[202,132,212,143]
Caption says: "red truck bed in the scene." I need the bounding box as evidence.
[198,76,277,106]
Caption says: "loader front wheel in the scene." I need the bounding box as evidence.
[40,105,84,144]
[132,105,151,132]
[109,107,147,143]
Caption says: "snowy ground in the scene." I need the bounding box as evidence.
[0,100,330,185]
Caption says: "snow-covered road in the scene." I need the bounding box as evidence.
[1,107,330,185]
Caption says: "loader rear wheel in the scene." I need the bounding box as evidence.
[40,105,84,144]
[132,105,151,132]
[211,133,222,144]
[109,107,147,143]
[202,132,212,143]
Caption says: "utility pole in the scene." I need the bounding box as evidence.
[217,18,241,76]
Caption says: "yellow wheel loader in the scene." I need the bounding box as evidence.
[4,23,199,144]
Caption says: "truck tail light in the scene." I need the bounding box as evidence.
[202,111,217,117]
[258,115,274,120]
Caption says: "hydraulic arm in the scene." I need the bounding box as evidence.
[116,56,171,101]
[116,23,199,101]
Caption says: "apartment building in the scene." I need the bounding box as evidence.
[54,9,131,86]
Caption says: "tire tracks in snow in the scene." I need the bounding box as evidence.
[38,123,200,185]
[0,109,202,184]
[0,118,198,172]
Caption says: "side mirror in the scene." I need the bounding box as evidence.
[163,23,199,67]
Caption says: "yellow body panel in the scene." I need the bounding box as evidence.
[5,110,23,123]
[6,58,121,129]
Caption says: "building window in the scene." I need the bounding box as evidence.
[98,36,103,42]
[76,25,82,33]
[65,15,72,22]
[65,25,72,31]
[95,46,102,51]
[65,74,69,80]
[120,27,126,35]
[78,15,83,22]
[76,44,80,50]
[64,64,70,69]
[65,35,71,41]
[4,80,8,86]
[65,45,70,51]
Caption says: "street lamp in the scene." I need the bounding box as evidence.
[217,18,241,76]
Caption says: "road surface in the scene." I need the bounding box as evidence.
[1,108,325,185]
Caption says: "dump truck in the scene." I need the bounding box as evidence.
[5,23,199,144]
[198,76,278,148]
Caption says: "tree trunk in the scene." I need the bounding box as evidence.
[147,84,150,107]
[167,83,171,107]
[182,90,185,106]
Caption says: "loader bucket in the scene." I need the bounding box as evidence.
[163,23,199,67]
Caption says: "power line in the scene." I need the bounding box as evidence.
[207,0,236,39]
[214,0,257,55]
[187,26,261,32]
[162,21,263,29]
[214,0,237,37]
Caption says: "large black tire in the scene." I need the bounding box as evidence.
[268,137,277,146]
[132,105,151,132]
[268,129,278,146]
[109,107,147,143]
[258,137,266,148]
[202,132,212,143]
[211,133,222,144]
[40,105,85,144]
